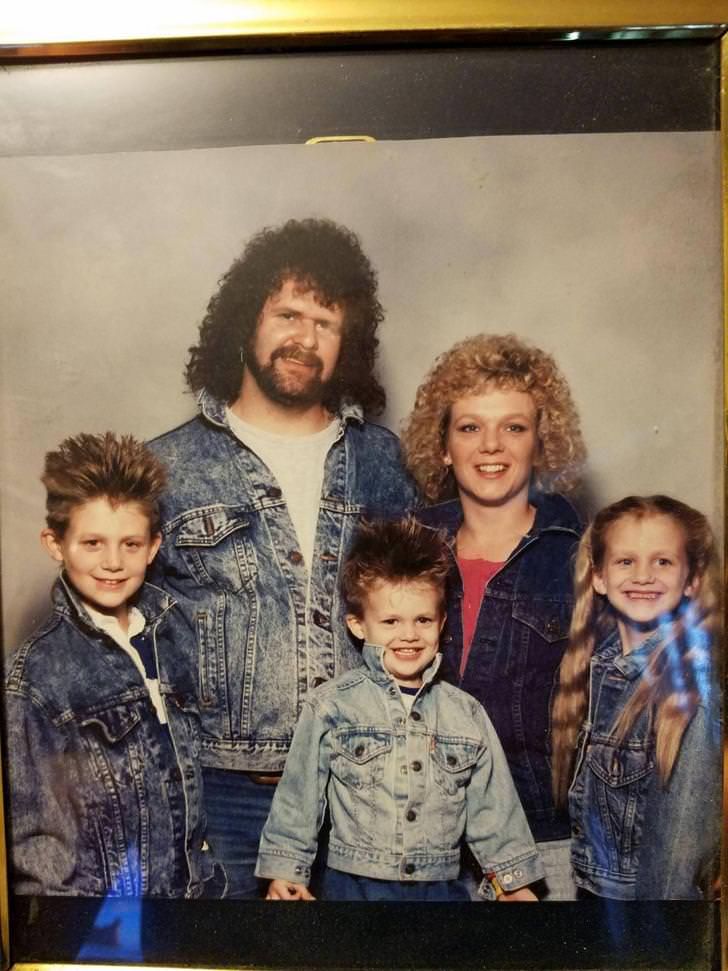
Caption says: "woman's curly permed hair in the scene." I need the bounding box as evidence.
[186,217,386,416]
[401,333,586,501]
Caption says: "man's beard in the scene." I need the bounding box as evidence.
[245,344,331,408]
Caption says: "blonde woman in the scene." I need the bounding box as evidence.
[403,333,585,900]
[551,495,720,899]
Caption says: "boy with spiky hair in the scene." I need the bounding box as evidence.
[4,432,218,897]
[256,517,542,901]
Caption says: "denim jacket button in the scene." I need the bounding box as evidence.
[501,873,513,885]
[411,760,422,772]
[406,809,417,822]
[411,711,421,721]
[446,755,457,766]
[404,863,415,875]
[571,823,582,837]
[289,550,304,565]
[294,865,303,874]
[354,745,365,757]
[267,486,282,498]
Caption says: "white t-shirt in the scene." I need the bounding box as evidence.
[85,604,167,724]
[226,408,339,570]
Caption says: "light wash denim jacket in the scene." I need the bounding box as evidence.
[569,625,721,899]
[149,391,416,772]
[4,576,217,897]
[256,644,543,891]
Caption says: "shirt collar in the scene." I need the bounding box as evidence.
[198,388,364,429]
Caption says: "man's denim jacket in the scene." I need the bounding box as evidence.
[149,391,416,772]
[569,625,721,899]
[4,576,217,897]
[256,644,543,891]
[418,491,581,843]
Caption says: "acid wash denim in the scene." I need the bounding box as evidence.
[256,644,543,892]
[569,627,721,900]
[418,491,582,843]
[4,576,217,897]
[148,391,417,772]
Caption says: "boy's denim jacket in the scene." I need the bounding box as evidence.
[149,391,416,772]
[4,576,217,897]
[569,626,721,899]
[418,491,581,842]
[256,644,543,892]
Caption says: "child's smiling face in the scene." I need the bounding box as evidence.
[593,513,695,652]
[42,497,161,629]
[346,579,445,688]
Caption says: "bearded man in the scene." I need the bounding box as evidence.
[150,218,415,896]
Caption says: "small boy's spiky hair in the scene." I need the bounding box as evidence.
[42,432,167,536]
[341,517,451,617]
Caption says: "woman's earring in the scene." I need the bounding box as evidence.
[239,347,245,364]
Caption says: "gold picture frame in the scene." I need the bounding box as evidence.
[0,3,725,970]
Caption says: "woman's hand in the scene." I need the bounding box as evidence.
[266,879,315,900]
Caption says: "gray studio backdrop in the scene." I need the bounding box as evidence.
[1,131,722,649]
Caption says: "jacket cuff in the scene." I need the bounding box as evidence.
[477,849,545,899]
[255,850,313,885]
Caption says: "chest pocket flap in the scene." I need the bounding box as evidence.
[431,738,480,773]
[587,741,654,788]
[512,600,572,643]
[335,730,391,764]
[175,506,250,548]
[78,704,142,744]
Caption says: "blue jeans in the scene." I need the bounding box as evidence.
[202,768,276,899]
[321,868,470,902]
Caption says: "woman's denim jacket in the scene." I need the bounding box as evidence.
[149,391,416,772]
[569,626,721,899]
[4,576,217,897]
[417,492,581,843]
[256,644,543,892]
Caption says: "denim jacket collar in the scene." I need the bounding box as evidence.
[53,573,175,636]
[597,620,683,682]
[360,641,442,689]
[422,489,581,547]
[197,388,365,430]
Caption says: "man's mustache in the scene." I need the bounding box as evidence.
[272,346,322,370]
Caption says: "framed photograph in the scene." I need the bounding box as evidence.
[0,3,724,969]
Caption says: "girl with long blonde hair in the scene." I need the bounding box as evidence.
[551,495,720,899]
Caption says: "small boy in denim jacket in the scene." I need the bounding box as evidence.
[4,433,218,897]
[256,517,543,901]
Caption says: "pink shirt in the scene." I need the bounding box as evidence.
[457,557,503,677]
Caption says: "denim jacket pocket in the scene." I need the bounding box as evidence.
[512,599,571,644]
[431,737,480,797]
[174,506,256,594]
[78,704,142,745]
[585,741,654,869]
[331,729,391,789]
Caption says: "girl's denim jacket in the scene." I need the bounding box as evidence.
[256,644,543,893]
[4,576,218,897]
[149,391,416,773]
[418,491,582,842]
[569,626,721,899]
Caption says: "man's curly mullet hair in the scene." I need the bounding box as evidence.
[401,333,586,502]
[42,432,167,537]
[185,218,386,416]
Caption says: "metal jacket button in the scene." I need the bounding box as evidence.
[404,863,415,875]
[406,809,417,822]
[411,760,422,772]
[411,711,421,721]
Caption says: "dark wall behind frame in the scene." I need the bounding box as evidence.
[3,32,722,971]
[0,41,718,157]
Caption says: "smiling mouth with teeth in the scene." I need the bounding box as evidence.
[624,591,660,599]
[476,464,507,473]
